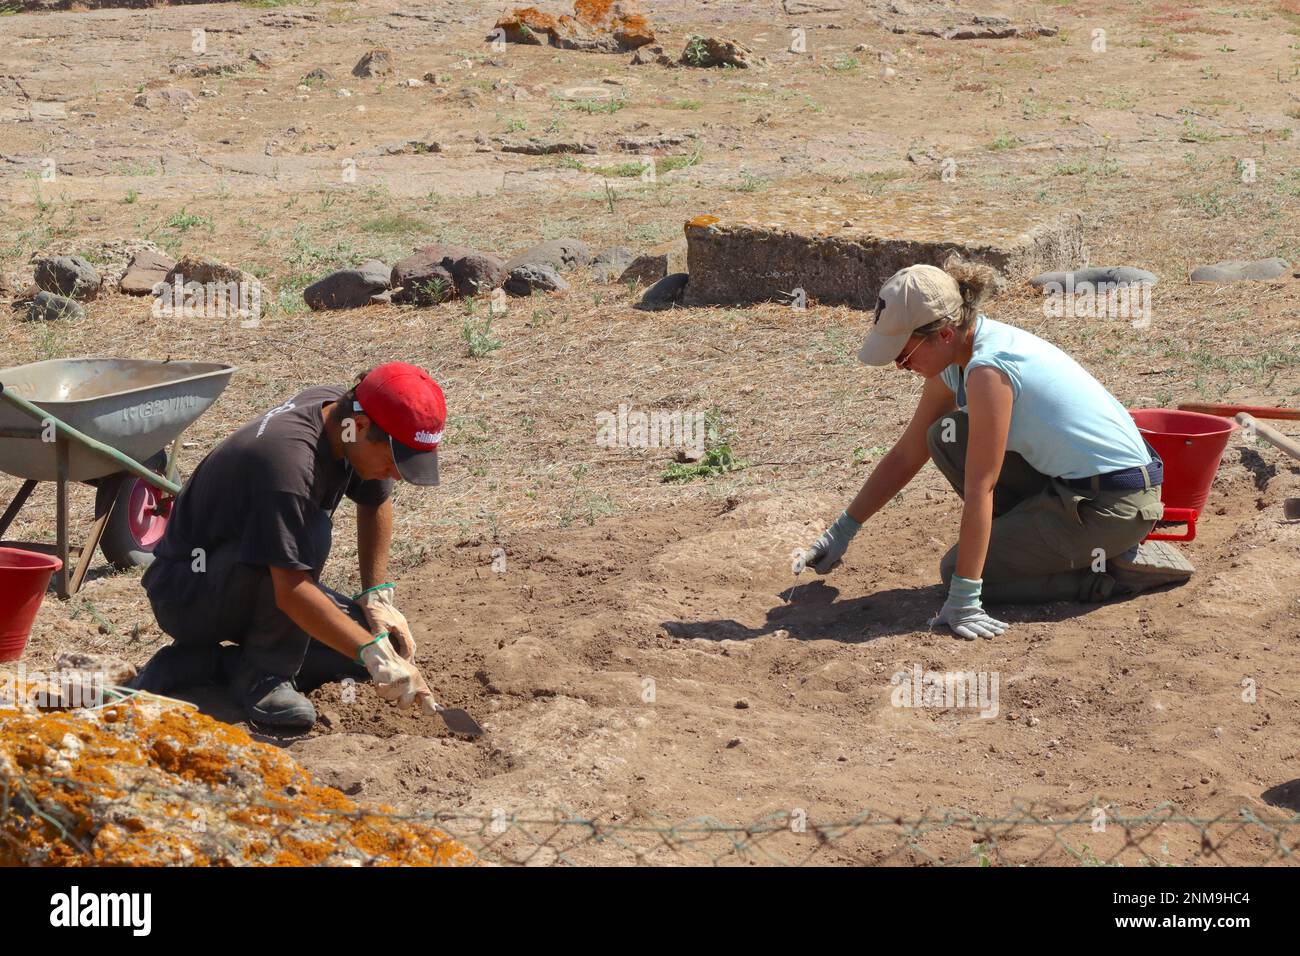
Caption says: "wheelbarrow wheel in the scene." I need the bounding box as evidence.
[96,452,179,571]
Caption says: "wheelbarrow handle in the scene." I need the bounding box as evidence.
[0,383,182,496]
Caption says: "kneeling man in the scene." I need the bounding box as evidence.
[133,362,445,731]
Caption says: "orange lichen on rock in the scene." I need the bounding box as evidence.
[495,5,562,44]
[494,0,653,51]
[0,696,476,867]
[686,214,721,231]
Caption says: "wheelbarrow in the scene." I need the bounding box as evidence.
[0,358,236,598]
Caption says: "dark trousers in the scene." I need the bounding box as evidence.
[926,410,1163,604]
[148,513,369,688]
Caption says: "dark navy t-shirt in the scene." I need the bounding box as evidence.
[142,385,391,606]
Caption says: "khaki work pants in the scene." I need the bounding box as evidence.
[926,411,1164,604]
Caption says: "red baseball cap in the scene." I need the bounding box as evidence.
[354,362,445,486]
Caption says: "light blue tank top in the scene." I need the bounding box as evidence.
[939,316,1152,480]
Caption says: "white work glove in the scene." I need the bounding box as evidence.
[359,635,438,716]
[930,575,1010,640]
[354,583,416,660]
[803,510,862,575]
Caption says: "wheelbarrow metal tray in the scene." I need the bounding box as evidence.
[0,358,236,482]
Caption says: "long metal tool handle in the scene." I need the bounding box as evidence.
[0,383,183,495]
[1236,413,1300,464]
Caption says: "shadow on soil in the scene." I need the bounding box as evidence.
[663,578,1153,644]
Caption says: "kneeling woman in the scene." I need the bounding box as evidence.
[804,259,1191,640]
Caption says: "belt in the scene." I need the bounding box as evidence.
[1061,456,1163,492]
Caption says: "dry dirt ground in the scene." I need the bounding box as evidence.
[3,0,1300,865]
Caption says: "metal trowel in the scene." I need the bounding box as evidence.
[432,701,485,737]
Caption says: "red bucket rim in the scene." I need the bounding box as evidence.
[0,547,64,572]
[1128,408,1239,438]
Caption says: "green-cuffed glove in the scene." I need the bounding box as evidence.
[353,583,416,660]
[804,510,862,575]
[931,575,1010,640]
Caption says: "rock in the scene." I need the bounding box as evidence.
[1190,258,1290,283]
[169,55,243,78]
[452,254,508,297]
[637,272,688,309]
[680,36,764,68]
[8,288,35,314]
[392,246,505,303]
[943,24,1019,40]
[505,238,592,273]
[33,238,166,289]
[500,137,596,155]
[494,1,655,54]
[734,698,750,709]
[304,267,392,311]
[590,246,636,282]
[352,49,394,78]
[132,88,196,110]
[783,0,847,11]
[726,737,742,748]
[630,44,675,66]
[119,250,176,296]
[392,260,456,306]
[0,698,475,866]
[34,256,101,300]
[356,260,390,287]
[617,133,689,152]
[27,291,85,322]
[248,50,274,68]
[162,254,262,316]
[1030,266,1158,289]
[619,253,668,286]
[302,67,333,84]
[381,138,442,155]
[54,651,136,687]
[165,254,259,292]
[503,264,569,296]
[681,201,1085,308]
[493,6,562,45]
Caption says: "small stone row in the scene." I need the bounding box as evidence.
[10,250,258,322]
[1030,259,1293,289]
[304,237,668,311]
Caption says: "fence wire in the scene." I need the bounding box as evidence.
[2,769,1297,866]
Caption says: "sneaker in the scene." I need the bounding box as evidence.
[127,643,224,695]
[1109,541,1195,595]
[233,662,316,731]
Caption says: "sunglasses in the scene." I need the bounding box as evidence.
[894,334,927,369]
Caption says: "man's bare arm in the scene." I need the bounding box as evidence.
[356,498,392,590]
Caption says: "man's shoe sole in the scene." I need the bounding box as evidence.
[1110,541,1195,594]
[243,700,317,731]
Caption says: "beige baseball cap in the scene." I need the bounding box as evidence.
[857,265,963,366]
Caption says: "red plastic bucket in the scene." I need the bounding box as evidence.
[1130,408,1237,517]
[0,548,62,663]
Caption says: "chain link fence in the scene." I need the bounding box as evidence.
[4,770,1297,866]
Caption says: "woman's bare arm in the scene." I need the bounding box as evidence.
[846,375,957,523]
[953,365,1014,579]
